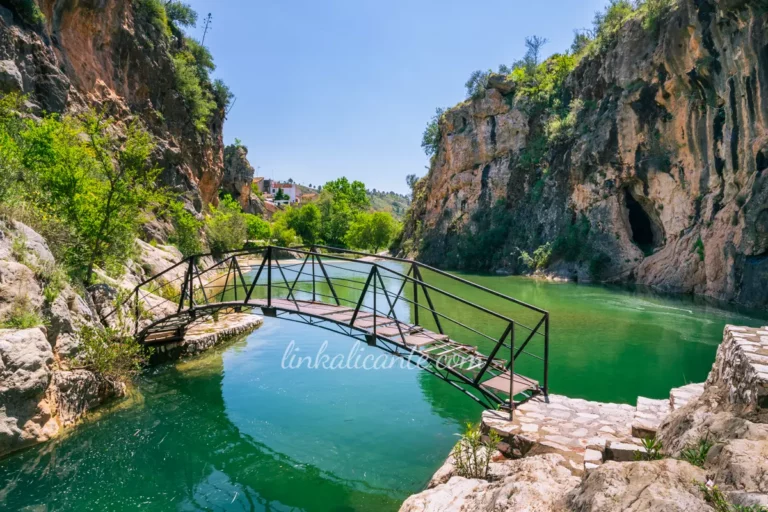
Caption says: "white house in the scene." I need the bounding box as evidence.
[269,182,298,203]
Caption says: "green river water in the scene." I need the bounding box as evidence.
[1,262,766,511]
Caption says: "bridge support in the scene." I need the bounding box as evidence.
[262,307,278,317]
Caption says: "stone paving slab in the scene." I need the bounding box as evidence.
[631,397,670,439]
[670,382,705,410]
[482,394,647,474]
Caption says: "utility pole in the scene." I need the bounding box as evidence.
[201,13,212,44]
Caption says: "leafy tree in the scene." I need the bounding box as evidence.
[322,177,369,211]
[344,212,398,252]
[570,29,593,54]
[274,188,289,201]
[465,70,490,99]
[421,108,444,157]
[316,191,354,247]
[168,201,204,257]
[212,79,234,111]
[290,203,322,244]
[164,0,197,28]
[523,35,548,72]
[204,195,247,255]
[272,222,297,247]
[244,213,270,240]
[185,37,215,80]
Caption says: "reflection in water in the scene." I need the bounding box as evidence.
[1,263,767,511]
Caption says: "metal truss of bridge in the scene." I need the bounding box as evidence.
[113,245,550,416]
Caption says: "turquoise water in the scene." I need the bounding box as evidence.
[1,266,766,511]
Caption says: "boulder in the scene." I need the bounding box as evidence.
[399,454,579,512]
[50,370,125,426]
[0,260,42,319]
[566,460,711,512]
[12,221,55,267]
[709,438,768,493]
[0,59,22,93]
[0,327,58,457]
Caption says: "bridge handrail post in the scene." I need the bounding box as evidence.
[311,245,316,302]
[412,263,419,326]
[134,289,139,337]
[267,246,272,307]
[544,313,549,397]
[509,321,515,421]
[373,267,377,338]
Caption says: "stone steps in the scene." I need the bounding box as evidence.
[670,382,705,410]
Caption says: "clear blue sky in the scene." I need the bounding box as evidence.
[184,0,607,194]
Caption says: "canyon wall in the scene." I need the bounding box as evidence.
[0,0,224,211]
[399,0,768,308]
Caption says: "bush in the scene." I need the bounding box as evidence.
[172,52,217,133]
[421,108,444,157]
[345,211,399,252]
[680,435,713,468]
[169,202,204,257]
[634,435,664,461]
[7,0,46,26]
[452,422,502,479]
[244,213,270,241]
[77,324,147,384]
[519,242,552,271]
[0,295,44,329]
[465,70,490,99]
[272,223,298,247]
[133,0,171,37]
[204,195,247,255]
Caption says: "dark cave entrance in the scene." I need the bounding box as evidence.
[625,189,658,254]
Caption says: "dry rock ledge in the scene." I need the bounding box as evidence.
[400,324,768,511]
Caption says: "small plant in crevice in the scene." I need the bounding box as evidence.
[76,324,148,384]
[694,236,705,262]
[634,435,664,461]
[680,435,713,468]
[697,480,768,512]
[0,295,45,329]
[452,422,503,480]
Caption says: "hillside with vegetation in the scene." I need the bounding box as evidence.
[397,0,768,308]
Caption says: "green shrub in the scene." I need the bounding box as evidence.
[7,0,45,26]
[272,223,298,247]
[421,108,444,157]
[204,195,247,255]
[77,324,147,384]
[680,436,713,468]
[244,214,270,241]
[172,52,217,133]
[553,214,591,261]
[634,436,664,461]
[452,422,502,479]
[697,481,768,512]
[39,262,67,303]
[133,0,171,37]
[0,295,44,329]
[212,79,234,111]
[694,236,705,261]
[519,242,552,271]
[465,70,491,99]
[169,202,204,257]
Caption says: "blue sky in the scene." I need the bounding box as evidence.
[184,0,608,194]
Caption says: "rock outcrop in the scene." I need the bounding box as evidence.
[401,323,768,511]
[399,0,768,308]
[0,0,225,211]
[222,143,265,215]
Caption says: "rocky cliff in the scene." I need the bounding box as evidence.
[399,0,768,308]
[222,143,266,216]
[0,0,225,211]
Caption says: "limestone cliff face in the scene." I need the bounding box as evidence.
[400,0,768,308]
[0,0,224,211]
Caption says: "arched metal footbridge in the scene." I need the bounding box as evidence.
[111,246,550,415]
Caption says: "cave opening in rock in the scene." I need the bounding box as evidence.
[625,190,657,254]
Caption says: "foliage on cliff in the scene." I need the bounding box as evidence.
[0,94,164,285]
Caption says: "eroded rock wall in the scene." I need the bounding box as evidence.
[401,0,768,307]
[0,0,224,211]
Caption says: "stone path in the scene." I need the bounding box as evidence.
[482,380,706,474]
[153,313,264,357]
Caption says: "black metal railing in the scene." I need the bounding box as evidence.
[107,245,550,411]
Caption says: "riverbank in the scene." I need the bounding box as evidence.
[400,324,768,511]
